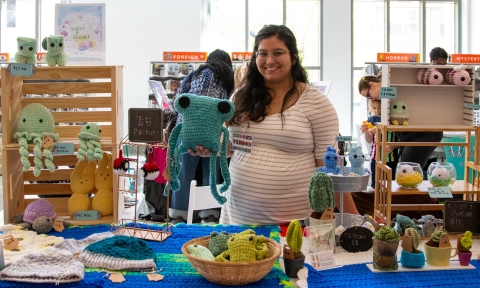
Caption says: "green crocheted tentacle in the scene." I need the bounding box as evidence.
[286,219,303,254]
[43,147,55,173]
[18,138,31,171]
[90,140,103,161]
[210,153,227,204]
[85,141,95,162]
[32,137,43,177]
[164,124,182,196]
[219,127,230,193]
[77,140,88,161]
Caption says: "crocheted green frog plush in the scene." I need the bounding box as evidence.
[15,37,37,65]
[214,232,269,262]
[208,231,229,257]
[187,244,215,261]
[164,94,235,205]
[42,35,67,67]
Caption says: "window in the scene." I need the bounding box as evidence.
[6,0,16,28]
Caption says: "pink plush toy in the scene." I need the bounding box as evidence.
[446,65,471,86]
[417,68,443,85]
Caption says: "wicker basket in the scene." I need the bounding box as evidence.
[181,236,281,286]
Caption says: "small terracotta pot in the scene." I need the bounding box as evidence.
[458,251,472,266]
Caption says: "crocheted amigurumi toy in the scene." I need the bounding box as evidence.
[187,244,215,261]
[389,100,409,125]
[318,146,341,175]
[23,199,57,224]
[390,214,421,236]
[348,146,369,175]
[165,94,235,205]
[15,37,37,65]
[417,68,443,85]
[446,65,471,86]
[428,166,454,187]
[208,231,230,257]
[113,149,129,175]
[92,153,114,216]
[14,103,59,177]
[77,123,103,162]
[32,216,54,234]
[42,35,67,67]
[141,150,160,180]
[215,232,269,262]
[68,159,97,216]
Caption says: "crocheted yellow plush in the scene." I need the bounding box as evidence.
[92,153,113,216]
[165,94,235,205]
[215,231,269,262]
[68,159,96,216]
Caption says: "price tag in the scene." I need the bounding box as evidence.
[162,166,170,181]
[53,143,74,155]
[380,87,397,99]
[7,63,36,76]
[53,219,65,232]
[283,244,294,260]
[320,207,335,220]
[147,273,164,282]
[465,103,480,109]
[109,273,126,283]
[73,252,81,259]
[401,234,413,252]
[335,136,352,142]
[439,233,451,248]
[4,235,19,250]
[73,210,101,220]
[309,250,336,271]
[42,135,54,148]
[427,186,453,198]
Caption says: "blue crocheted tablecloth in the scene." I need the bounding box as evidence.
[306,260,480,287]
[0,223,293,288]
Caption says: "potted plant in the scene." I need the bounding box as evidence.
[399,227,425,268]
[458,231,473,266]
[283,219,305,278]
[373,226,400,271]
[424,229,457,266]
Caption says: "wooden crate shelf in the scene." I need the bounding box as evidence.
[1,66,124,225]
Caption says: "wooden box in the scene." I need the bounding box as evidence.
[1,66,123,225]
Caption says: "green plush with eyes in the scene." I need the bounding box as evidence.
[15,37,37,65]
[42,35,67,67]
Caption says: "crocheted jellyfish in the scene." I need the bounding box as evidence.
[77,123,103,162]
[14,103,59,177]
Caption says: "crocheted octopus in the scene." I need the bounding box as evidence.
[164,94,235,205]
[14,103,59,177]
[77,123,103,162]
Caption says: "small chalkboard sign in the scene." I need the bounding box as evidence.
[128,108,163,143]
[444,199,480,234]
[340,226,374,252]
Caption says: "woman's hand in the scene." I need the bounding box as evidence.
[188,145,213,157]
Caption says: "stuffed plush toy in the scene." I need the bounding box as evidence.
[318,146,341,175]
[164,94,235,205]
[187,244,215,261]
[77,123,103,162]
[42,35,67,67]
[389,100,409,125]
[208,231,229,257]
[15,37,37,65]
[417,68,443,85]
[214,232,269,262]
[68,159,96,216]
[348,146,369,175]
[446,65,471,86]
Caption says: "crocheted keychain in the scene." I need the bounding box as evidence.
[113,148,130,175]
[417,68,443,85]
[14,103,59,177]
[446,65,471,86]
[77,122,103,162]
[164,94,235,205]
[141,147,160,180]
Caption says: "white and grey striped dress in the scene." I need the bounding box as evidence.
[220,86,339,225]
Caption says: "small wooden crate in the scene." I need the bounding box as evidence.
[1,66,123,225]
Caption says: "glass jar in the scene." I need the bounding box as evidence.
[427,162,456,187]
[395,162,423,189]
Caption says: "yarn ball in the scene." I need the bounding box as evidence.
[417,68,443,85]
[32,216,54,234]
[23,199,57,224]
[446,66,471,86]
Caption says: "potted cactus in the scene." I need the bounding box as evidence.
[373,226,400,271]
[458,231,473,266]
[399,227,425,268]
[283,219,305,278]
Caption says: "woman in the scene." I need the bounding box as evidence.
[192,25,349,225]
[168,49,234,224]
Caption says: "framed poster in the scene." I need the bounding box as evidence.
[311,81,332,96]
[55,4,106,65]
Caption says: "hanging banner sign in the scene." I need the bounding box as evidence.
[377,53,420,62]
[450,54,480,64]
[231,52,253,61]
[163,52,208,62]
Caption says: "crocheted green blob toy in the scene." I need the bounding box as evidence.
[14,103,59,177]
[215,232,269,262]
[77,123,103,162]
[286,219,303,257]
[208,231,229,257]
[348,145,369,175]
[165,94,235,205]
[187,244,215,261]
[42,35,67,67]
[15,37,37,65]
[308,172,335,218]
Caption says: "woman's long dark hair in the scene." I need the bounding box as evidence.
[194,49,234,96]
[228,25,308,126]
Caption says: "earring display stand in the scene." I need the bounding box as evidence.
[110,135,172,242]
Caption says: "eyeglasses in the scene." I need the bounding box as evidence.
[255,50,290,61]
[365,86,372,99]
[432,60,447,65]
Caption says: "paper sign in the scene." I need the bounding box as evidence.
[309,250,336,270]
[109,273,126,283]
[380,87,397,99]
[377,53,420,62]
[231,52,253,61]
[439,234,451,248]
[283,244,294,260]
[450,54,480,64]
[53,143,74,155]
[147,274,164,282]
[401,234,413,252]
[163,52,207,62]
[320,208,334,220]
[335,136,352,142]
[53,219,65,232]
[7,63,36,77]
[73,210,101,220]
[42,135,54,148]
[4,235,19,250]
[464,103,480,109]
[428,186,453,198]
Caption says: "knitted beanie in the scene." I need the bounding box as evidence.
[78,236,156,271]
[0,247,84,284]
[57,232,115,254]
[23,199,56,224]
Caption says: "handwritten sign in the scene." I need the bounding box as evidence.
[128,108,163,143]
[439,234,451,248]
[283,244,294,260]
[464,103,480,109]
[73,210,101,220]
[320,208,334,220]
[339,226,374,252]
[7,63,36,77]
[427,186,453,198]
[309,250,336,270]
[443,200,480,234]
[380,87,397,99]
[401,234,413,252]
[109,273,126,283]
[147,273,164,282]
[335,136,352,142]
[4,235,19,250]
[53,219,65,232]
[53,143,75,155]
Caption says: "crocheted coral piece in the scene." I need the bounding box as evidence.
[91,153,114,216]
[208,231,229,257]
[318,146,340,174]
[417,68,443,85]
[0,247,84,284]
[23,199,57,224]
[15,37,37,65]
[187,244,215,260]
[42,35,67,66]
[79,236,156,271]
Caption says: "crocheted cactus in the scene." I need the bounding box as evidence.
[308,172,335,218]
[318,146,340,174]
[348,145,368,175]
[374,226,400,242]
[404,227,420,251]
[286,219,303,256]
[460,231,473,253]
[15,37,37,65]
[42,35,67,66]
[425,229,448,247]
